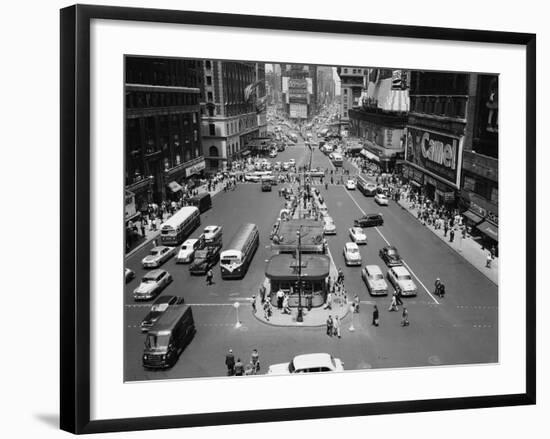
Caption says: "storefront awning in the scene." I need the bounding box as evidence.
[476,221,498,242]
[462,209,484,224]
[167,181,183,193]
[360,149,379,162]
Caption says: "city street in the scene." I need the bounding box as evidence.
[124,138,497,381]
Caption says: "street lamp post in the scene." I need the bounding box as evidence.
[296,229,304,323]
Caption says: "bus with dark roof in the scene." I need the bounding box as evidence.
[142,305,196,369]
[220,223,259,279]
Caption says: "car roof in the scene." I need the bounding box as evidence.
[292,353,335,369]
[351,227,363,232]
[144,269,166,278]
[345,242,359,249]
[365,264,382,274]
[391,266,410,275]
[153,294,177,304]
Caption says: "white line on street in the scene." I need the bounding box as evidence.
[342,188,439,305]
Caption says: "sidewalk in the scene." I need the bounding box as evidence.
[126,182,226,258]
[345,156,498,284]
[396,199,498,285]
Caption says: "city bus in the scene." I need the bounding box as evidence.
[331,152,344,167]
[220,223,260,279]
[159,206,200,246]
[356,175,377,196]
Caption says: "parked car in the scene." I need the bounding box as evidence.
[348,227,367,244]
[133,269,172,301]
[125,268,135,283]
[374,193,389,206]
[189,244,222,275]
[343,242,362,266]
[140,295,184,332]
[267,353,344,375]
[361,264,388,296]
[379,245,403,267]
[387,265,418,297]
[176,238,202,264]
[141,245,176,268]
[345,179,356,190]
[323,217,337,235]
[354,213,384,228]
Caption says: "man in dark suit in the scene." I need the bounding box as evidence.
[225,349,235,376]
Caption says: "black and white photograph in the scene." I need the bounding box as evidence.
[123,58,499,381]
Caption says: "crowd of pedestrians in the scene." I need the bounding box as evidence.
[224,348,261,376]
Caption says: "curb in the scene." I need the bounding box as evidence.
[250,304,351,328]
[397,201,498,286]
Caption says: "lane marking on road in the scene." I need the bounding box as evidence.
[342,187,439,305]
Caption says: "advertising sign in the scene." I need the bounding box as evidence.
[289,103,307,119]
[289,78,307,89]
[405,127,462,188]
[185,159,206,177]
[125,190,136,220]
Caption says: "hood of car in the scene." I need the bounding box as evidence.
[178,249,192,257]
[142,255,158,263]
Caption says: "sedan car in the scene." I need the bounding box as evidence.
[345,179,356,190]
[374,193,389,206]
[267,353,344,375]
[125,268,135,283]
[189,244,222,275]
[343,242,362,266]
[387,265,418,297]
[379,245,403,267]
[361,264,388,296]
[201,225,223,244]
[141,245,176,268]
[176,238,201,264]
[323,217,337,235]
[354,213,384,228]
[349,227,367,244]
[133,269,172,301]
[140,295,184,332]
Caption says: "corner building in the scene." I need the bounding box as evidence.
[200,60,265,171]
[125,56,204,214]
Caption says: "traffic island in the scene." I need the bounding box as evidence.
[251,293,351,327]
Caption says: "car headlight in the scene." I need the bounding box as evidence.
[143,355,148,360]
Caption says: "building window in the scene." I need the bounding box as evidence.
[193,130,198,141]
[193,113,197,124]
[209,124,216,136]
[206,76,212,86]
[205,60,211,70]
[343,68,348,74]
[207,91,213,102]
[463,176,476,191]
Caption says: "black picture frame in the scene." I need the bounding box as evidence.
[60,4,536,434]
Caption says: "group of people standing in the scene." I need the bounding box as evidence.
[224,348,260,376]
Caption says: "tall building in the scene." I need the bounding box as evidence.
[404,71,498,246]
[460,74,499,248]
[317,66,336,107]
[348,69,410,172]
[337,66,366,122]
[266,64,282,108]
[281,64,318,121]
[200,60,265,171]
[125,56,204,216]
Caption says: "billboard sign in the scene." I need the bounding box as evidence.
[289,78,307,89]
[289,103,307,119]
[405,127,462,188]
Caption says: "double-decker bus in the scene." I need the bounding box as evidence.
[220,223,259,279]
[159,206,200,246]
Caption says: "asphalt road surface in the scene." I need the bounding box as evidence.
[124,138,497,381]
